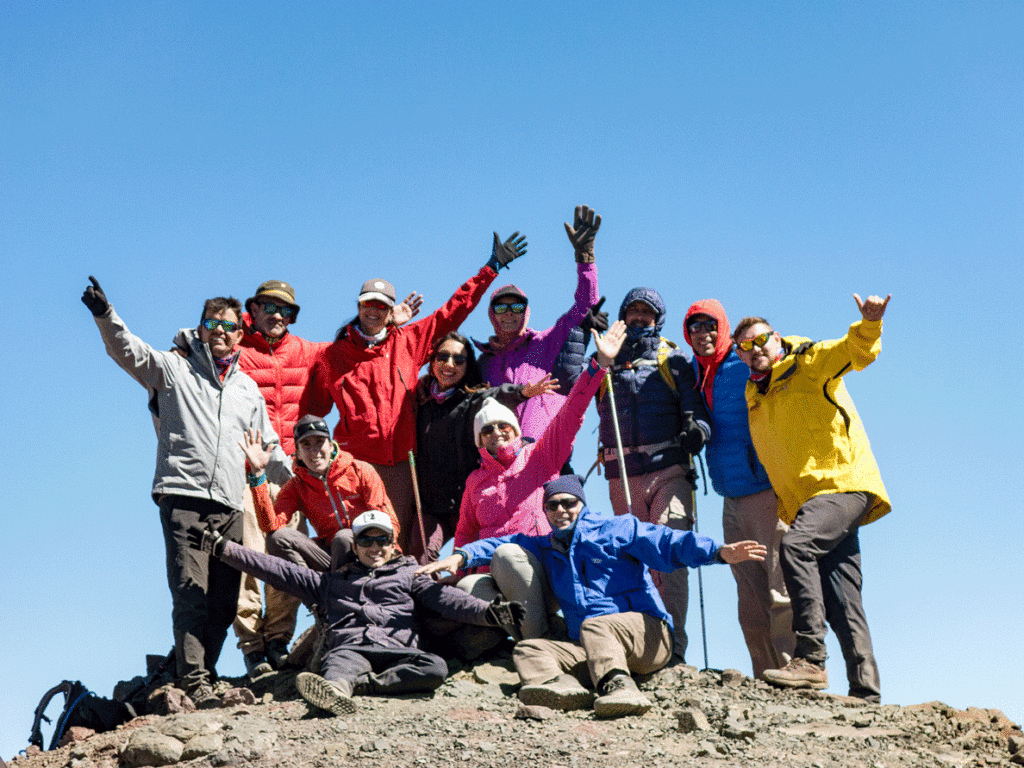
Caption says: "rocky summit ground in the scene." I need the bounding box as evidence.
[12,657,1022,768]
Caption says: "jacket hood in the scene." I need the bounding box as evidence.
[619,288,666,334]
[683,299,733,411]
[487,284,530,343]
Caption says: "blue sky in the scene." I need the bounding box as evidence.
[2,1,1021,758]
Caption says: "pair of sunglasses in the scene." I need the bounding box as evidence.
[545,498,579,512]
[433,352,467,365]
[259,301,295,319]
[687,319,717,334]
[355,534,392,547]
[492,302,526,315]
[480,422,514,437]
[201,318,239,333]
[737,331,774,352]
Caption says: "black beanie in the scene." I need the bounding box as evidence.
[542,475,586,506]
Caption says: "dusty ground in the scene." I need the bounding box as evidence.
[13,657,1022,768]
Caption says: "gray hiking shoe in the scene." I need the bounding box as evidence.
[244,650,273,678]
[295,672,357,716]
[593,674,651,718]
[763,657,828,691]
[518,674,594,711]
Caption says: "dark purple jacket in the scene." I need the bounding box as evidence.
[221,542,492,649]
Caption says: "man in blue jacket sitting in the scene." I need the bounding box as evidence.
[418,476,765,718]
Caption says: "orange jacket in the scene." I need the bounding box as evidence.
[252,447,401,546]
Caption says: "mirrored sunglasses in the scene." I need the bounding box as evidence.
[201,318,239,333]
[259,301,296,319]
[737,331,774,352]
[492,302,526,315]
[433,352,467,365]
[359,299,390,311]
[355,534,393,547]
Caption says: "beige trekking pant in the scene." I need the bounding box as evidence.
[608,463,693,659]
[457,543,562,640]
[513,612,672,689]
[723,488,796,679]
[233,482,306,653]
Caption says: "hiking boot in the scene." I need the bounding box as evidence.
[593,674,651,719]
[188,684,221,710]
[518,674,594,711]
[244,650,273,678]
[295,672,357,716]
[763,657,828,690]
[265,638,291,670]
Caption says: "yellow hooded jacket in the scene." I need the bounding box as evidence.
[744,319,891,526]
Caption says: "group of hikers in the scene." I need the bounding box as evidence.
[82,204,893,720]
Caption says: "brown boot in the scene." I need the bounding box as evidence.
[593,674,651,718]
[518,674,594,711]
[763,657,828,690]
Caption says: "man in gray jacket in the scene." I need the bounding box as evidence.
[82,277,291,708]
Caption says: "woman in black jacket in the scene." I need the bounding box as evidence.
[415,331,554,562]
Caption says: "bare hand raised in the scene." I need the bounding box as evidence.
[393,293,424,327]
[853,293,891,321]
[522,374,559,399]
[238,428,271,474]
[593,320,627,368]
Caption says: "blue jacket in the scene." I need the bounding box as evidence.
[692,350,773,499]
[458,507,721,640]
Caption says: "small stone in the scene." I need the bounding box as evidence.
[147,685,195,716]
[478,742,497,752]
[515,704,556,720]
[58,727,97,748]
[1008,734,1024,755]
[722,720,756,740]
[219,688,256,707]
[676,708,711,733]
[471,661,520,686]
[721,669,745,686]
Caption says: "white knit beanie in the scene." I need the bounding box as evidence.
[473,397,522,447]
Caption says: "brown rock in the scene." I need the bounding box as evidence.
[721,669,746,686]
[219,687,256,707]
[147,685,195,716]
[57,726,97,748]
[515,704,556,720]
[676,708,711,733]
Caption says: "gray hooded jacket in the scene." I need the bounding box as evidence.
[95,307,292,510]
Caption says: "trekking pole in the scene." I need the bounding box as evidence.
[604,378,632,515]
[691,477,709,670]
[408,451,428,561]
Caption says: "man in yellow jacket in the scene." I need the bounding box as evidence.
[732,293,891,703]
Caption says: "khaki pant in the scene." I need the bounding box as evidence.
[722,488,796,679]
[233,482,306,654]
[457,543,563,640]
[513,612,672,689]
[608,463,693,659]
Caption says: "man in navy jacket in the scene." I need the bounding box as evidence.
[419,476,765,718]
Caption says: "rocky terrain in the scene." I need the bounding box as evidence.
[12,657,1021,768]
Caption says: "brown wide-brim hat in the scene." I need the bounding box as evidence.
[246,280,300,321]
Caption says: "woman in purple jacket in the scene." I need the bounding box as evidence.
[475,206,601,439]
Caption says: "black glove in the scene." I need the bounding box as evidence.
[486,597,525,641]
[679,411,706,454]
[564,205,601,264]
[486,231,528,272]
[81,276,110,317]
[186,523,227,558]
[580,296,609,336]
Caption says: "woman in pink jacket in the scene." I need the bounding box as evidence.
[453,321,627,639]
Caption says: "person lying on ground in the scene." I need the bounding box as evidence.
[419,475,766,719]
[188,510,524,717]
